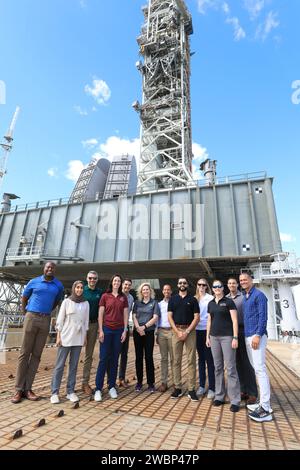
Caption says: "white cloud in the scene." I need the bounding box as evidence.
[244,0,265,19]
[226,16,246,41]
[74,105,88,116]
[84,78,111,106]
[256,11,280,41]
[280,233,296,243]
[47,167,58,178]
[81,138,98,149]
[95,136,140,162]
[222,2,230,14]
[197,0,219,14]
[192,142,209,180]
[65,160,85,182]
[79,0,87,8]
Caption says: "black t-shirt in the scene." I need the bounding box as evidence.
[207,297,237,336]
[168,294,200,326]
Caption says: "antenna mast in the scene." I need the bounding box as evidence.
[0,106,20,187]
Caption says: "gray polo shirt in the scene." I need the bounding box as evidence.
[226,291,244,326]
[133,299,160,331]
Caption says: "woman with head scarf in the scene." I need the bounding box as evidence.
[50,281,89,404]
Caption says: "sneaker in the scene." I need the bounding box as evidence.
[207,389,215,400]
[135,383,142,392]
[94,390,102,402]
[247,403,273,413]
[248,406,273,423]
[213,400,225,407]
[196,386,206,396]
[66,393,79,403]
[147,385,156,393]
[188,390,198,401]
[230,404,240,413]
[171,388,183,399]
[50,394,60,404]
[108,387,118,399]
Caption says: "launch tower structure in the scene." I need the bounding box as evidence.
[135,0,195,192]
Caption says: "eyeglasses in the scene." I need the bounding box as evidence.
[212,285,223,289]
[88,277,97,281]
[178,282,188,285]
[197,283,207,287]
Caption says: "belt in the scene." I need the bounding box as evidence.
[176,324,190,329]
[28,312,50,317]
[158,327,172,330]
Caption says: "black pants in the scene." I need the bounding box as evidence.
[118,330,130,380]
[196,330,215,391]
[236,327,258,397]
[133,330,155,386]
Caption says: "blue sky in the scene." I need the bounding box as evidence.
[0,0,299,255]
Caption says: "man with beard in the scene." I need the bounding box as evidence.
[168,278,200,401]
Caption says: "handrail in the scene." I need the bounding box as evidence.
[4,171,268,214]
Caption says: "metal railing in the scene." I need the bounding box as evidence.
[4,171,268,214]
[6,246,82,261]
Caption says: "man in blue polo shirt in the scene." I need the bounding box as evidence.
[11,262,64,404]
[239,272,273,423]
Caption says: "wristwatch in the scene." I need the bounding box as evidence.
[233,336,238,340]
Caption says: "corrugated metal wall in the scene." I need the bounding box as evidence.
[0,178,282,267]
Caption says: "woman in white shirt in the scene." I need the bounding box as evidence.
[50,281,89,404]
[195,278,215,399]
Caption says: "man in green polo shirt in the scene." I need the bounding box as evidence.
[82,271,103,395]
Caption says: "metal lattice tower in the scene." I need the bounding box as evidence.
[135,0,195,192]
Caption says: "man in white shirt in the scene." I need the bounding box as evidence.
[157,285,174,392]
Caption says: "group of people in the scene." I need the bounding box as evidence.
[11,262,273,423]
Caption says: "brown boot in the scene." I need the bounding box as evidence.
[82,383,93,395]
[11,391,23,404]
[158,383,167,393]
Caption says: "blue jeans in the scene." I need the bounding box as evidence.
[196,330,215,391]
[95,326,123,391]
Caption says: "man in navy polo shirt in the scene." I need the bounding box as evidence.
[11,262,64,404]
[239,272,273,423]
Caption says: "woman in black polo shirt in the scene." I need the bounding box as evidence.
[133,283,160,393]
[206,280,241,412]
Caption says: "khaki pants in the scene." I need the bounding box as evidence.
[172,329,196,391]
[15,312,50,391]
[157,328,174,384]
[82,322,98,385]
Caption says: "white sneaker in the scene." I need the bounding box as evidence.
[50,394,60,404]
[207,389,215,400]
[247,403,273,413]
[196,386,206,396]
[66,393,79,403]
[94,390,102,402]
[109,387,118,399]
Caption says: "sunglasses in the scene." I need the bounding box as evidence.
[197,283,207,287]
[88,277,97,281]
[213,285,223,289]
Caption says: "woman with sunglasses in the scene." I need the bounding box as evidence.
[195,279,215,399]
[206,281,241,412]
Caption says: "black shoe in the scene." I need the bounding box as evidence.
[188,390,198,401]
[171,388,183,399]
[213,400,225,407]
[230,404,240,413]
